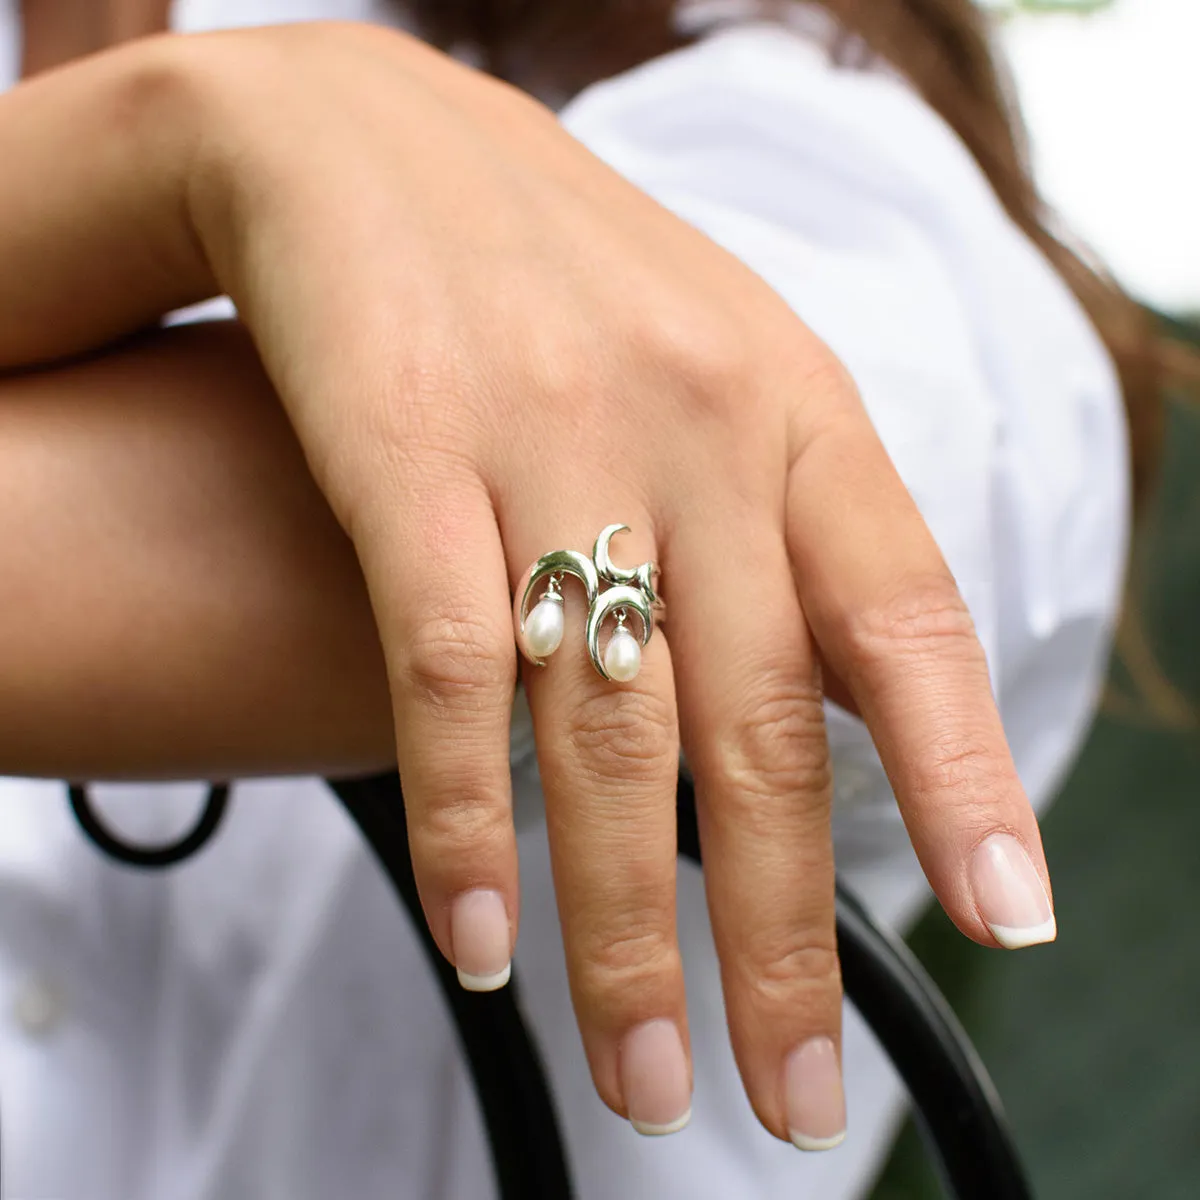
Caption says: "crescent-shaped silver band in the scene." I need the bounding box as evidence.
[513,525,662,681]
[593,523,663,607]
[514,549,600,666]
[594,523,640,586]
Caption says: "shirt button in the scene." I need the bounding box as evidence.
[12,974,69,1039]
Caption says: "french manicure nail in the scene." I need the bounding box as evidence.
[784,1037,847,1152]
[621,1018,692,1136]
[451,889,512,991]
[969,833,1056,949]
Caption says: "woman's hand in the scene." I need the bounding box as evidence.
[0,23,1055,1145]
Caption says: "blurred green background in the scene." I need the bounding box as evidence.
[871,342,1200,1198]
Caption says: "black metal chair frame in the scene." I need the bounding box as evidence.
[58,778,1034,1200]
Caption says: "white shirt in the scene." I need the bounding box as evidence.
[0,4,1129,1198]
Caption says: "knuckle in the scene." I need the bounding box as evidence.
[843,573,983,671]
[801,343,861,407]
[635,294,754,406]
[403,608,515,712]
[712,673,832,816]
[518,319,599,407]
[347,363,476,471]
[575,923,679,1003]
[774,327,859,404]
[567,685,678,784]
[782,345,865,455]
[412,791,512,864]
[918,734,1012,805]
[746,938,842,1011]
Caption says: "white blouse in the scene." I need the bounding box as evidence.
[0,3,1128,1199]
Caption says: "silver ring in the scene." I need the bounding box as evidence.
[513,523,664,683]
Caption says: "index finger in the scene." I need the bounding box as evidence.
[786,370,1056,950]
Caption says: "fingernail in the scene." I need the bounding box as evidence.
[970,833,1056,949]
[451,889,512,991]
[621,1018,692,1136]
[785,1037,846,1151]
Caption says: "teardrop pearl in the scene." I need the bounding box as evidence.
[525,597,564,659]
[604,627,642,682]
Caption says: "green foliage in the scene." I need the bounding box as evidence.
[980,0,1117,14]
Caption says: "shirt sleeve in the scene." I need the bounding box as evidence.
[559,21,1129,925]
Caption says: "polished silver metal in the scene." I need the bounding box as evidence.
[593,523,661,608]
[515,549,599,668]
[585,584,654,681]
[514,524,664,681]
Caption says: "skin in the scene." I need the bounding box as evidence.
[0,13,1053,1143]
[20,0,170,74]
[0,322,394,779]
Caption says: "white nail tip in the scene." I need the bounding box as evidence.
[789,1129,847,1153]
[456,963,512,992]
[987,915,1058,950]
[630,1108,692,1137]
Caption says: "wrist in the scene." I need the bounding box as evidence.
[0,32,215,366]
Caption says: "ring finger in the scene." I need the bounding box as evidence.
[504,487,690,1137]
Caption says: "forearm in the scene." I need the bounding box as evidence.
[0,321,395,779]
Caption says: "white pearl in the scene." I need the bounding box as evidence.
[604,627,641,682]
[525,597,564,659]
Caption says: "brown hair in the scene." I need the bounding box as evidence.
[413,0,1200,504]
